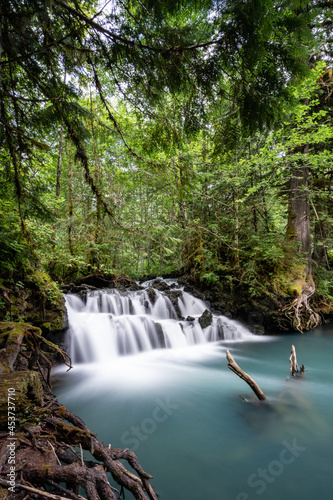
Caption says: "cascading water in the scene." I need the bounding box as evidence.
[65,280,252,363]
[54,281,333,500]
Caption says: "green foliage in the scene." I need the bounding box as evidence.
[313,265,333,302]
[27,270,62,307]
[0,0,332,326]
[200,271,220,285]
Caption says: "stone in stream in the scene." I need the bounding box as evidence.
[198,309,213,329]
[151,279,170,292]
[146,287,157,305]
[165,289,183,319]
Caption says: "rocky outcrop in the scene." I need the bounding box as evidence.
[69,273,143,292]
[178,274,285,334]
[0,278,67,334]
[0,371,43,430]
[150,278,171,292]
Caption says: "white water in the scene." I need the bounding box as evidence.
[55,281,333,500]
[65,281,252,363]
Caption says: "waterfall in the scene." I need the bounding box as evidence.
[65,280,253,363]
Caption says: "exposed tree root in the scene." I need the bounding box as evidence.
[0,321,158,500]
[0,393,159,500]
[0,322,72,381]
[281,277,321,332]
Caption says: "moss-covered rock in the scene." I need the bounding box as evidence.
[0,273,67,334]
[0,323,26,373]
[0,371,43,430]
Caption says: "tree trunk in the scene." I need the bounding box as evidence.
[68,140,74,256]
[284,145,320,331]
[55,126,64,218]
[90,92,102,255]
[50,126,64,270]
[286,147,311,273]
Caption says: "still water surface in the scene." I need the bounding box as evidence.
[53,324,333,500]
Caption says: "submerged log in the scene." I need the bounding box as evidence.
[226,350,267,401]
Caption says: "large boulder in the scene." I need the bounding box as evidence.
[198,309,213,329]
[151,279,170,292]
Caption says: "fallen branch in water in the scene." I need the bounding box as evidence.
[226,349,267,401]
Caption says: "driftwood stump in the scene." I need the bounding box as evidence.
[226,350,267,401]
[289,344,305,377]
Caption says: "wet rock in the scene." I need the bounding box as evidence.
[143,300,150,312]
[62,283,97,298]
[147,287,157,305]
[155,323,166,348]
[250,324,265,335]
[198,309,213,329]
[183,284,205,300]
[216,322,225,340]
[165,289,183,319]
[151,279,170,292]
[186,316,195,322]
[72,274,143,291]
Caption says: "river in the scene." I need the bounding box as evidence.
[52,280,333,500]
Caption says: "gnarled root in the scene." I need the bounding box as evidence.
[282,278,321,332]
[0,394,158,500]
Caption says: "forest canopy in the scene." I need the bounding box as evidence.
[0,0,333,331]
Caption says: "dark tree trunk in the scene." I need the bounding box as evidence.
[287,144,311,274]
[284,145,320,331]
[55,126,64,218]
[68,140,74,256]
[286,146,311,273]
